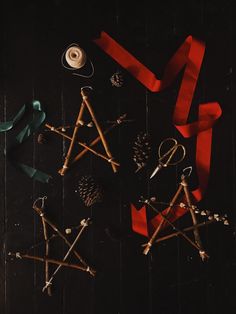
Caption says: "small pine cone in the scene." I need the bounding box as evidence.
[77,175,103,207]
[132,132,151,171]
[110,71,124,87]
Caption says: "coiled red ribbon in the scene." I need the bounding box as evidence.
[94,32,222,237]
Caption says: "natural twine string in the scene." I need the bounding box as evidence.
[61,43,94,78]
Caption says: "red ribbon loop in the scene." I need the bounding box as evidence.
[94,31,222,237]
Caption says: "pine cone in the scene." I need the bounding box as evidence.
[77,175,103,207]
[110,71,124,87]
[132,132,151,172]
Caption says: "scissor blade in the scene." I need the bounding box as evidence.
[150,165,161,179]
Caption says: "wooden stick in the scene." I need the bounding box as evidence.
[10,252,91,272]
[33,205,95,276]
[41,217,52,296]
[59,101,86,176]
[42,219,90,292]
[142,200,210,259]
[81,88,118,173]
[143,173,209,260]
[181,176,208,260]
[46,114,127,166]
[143,183,183,255]
[154,220,215,243]
[70,141,119,166]
[45,123,119,167]
[72,115,126,164]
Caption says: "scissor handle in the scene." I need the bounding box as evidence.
[158,137,186,166]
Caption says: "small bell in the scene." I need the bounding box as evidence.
[110,71,124,87]
[87,121,93,128]
[150,196,157,203]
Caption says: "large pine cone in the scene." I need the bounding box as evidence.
[132,132,151,172]
[77,175,103,207]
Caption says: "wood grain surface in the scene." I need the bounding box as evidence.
[0,1,235,314]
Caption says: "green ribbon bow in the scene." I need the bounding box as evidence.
[0,100,51,183]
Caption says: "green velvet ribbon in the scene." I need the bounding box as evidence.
[0,100,51,183]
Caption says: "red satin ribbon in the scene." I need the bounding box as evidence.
[94,32,222,237]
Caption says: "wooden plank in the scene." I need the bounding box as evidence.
[0,1,235,314]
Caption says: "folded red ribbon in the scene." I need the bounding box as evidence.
[94,32,222,237]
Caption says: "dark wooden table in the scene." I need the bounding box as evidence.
[0,1,235,313]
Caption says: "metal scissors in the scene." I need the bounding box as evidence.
[150,138,186,179]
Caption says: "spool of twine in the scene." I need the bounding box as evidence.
[65,46,87,69]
